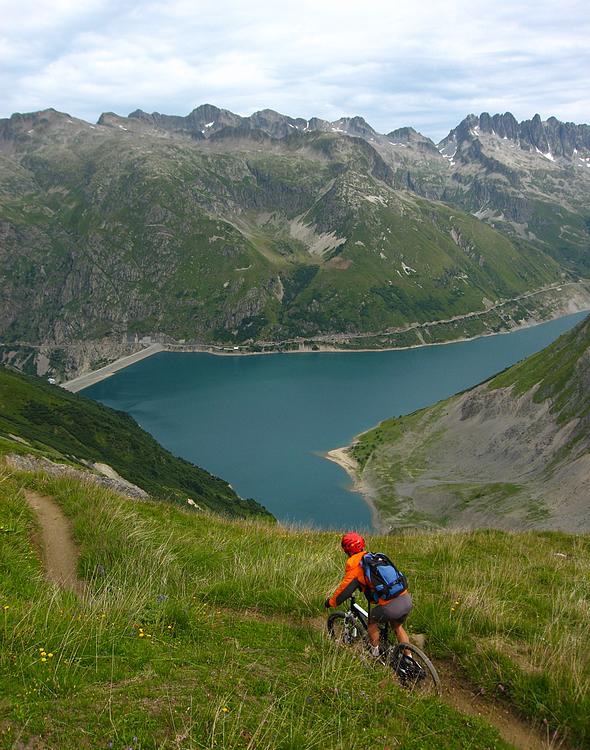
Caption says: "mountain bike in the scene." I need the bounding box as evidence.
[327,595,441,695]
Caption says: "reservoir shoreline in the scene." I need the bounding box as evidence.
[62,304,590,393]
[323,447,386,532]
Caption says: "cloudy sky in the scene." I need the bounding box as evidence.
[1,0,588,141]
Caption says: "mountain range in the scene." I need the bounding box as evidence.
[1,104,589,379]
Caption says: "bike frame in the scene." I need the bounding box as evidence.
[347,595,394,644]
[348,595,369,627]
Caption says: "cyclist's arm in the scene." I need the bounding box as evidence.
[328,572,361,607]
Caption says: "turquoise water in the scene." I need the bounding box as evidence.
[85,312,588,529]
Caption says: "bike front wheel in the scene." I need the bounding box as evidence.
[389,642,441,696]
[327,611,368,652]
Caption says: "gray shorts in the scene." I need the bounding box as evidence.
[369,593,413,625]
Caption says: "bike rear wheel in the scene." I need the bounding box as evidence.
[389,642,441,696]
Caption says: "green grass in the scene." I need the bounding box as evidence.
[351,403,446,473]
[1,468,589,748]
[490,314,590,423]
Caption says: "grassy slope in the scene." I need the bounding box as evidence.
[489,315,590,424]
[350,314,590,527]
[279,182,560,339]
[1,469,589,748]
[0,366,270,519]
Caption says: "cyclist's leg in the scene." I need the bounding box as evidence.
[371,595,413,651]
[367,620,380,647]
[393,621,411,655]
[393,620,409,644]
[368,606,388,657]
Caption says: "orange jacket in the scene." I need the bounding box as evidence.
[328,550,409,607]
[328,551,369,608]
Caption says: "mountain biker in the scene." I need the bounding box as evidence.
[324,532,413,658]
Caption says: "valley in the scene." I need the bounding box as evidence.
[80,311,587,529]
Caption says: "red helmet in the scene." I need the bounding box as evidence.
[341,532,366,555]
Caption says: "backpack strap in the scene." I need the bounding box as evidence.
[361,552,379,603]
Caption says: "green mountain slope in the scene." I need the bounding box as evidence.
[1,468,589,748]
[346,314,590,531]
[0,365,270,519]
[2,108,586,380]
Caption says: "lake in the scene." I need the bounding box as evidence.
[84,312,588,529]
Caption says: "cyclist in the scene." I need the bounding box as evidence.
[324,532,412,658]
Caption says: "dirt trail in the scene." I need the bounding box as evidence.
[24,490,85,596]
[437,661,560,750]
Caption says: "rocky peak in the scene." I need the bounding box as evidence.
[306,117,332,132]
[1,108,78,134]
[455,114,479,142]
[331,116,376,138]
[387,126,439,153]
[387,126,418,141]
[249,109,307,138]
[443,112,520,145]
[477,112,519,140]
[122,109,188,131]
[441,111,590,160]
[0,109,92,154]
[186,104,243,133]
[519,114,550,153]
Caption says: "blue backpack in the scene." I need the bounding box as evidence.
[361,552,408,603]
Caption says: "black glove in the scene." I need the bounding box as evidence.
[324,598,332,609]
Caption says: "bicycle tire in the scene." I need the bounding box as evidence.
[389,642,441,696]
[327,611,368,651]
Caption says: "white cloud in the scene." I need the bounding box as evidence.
[1,0,589,139]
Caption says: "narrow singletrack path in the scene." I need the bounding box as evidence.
[24,490,85,596]
[437,661,559,750]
